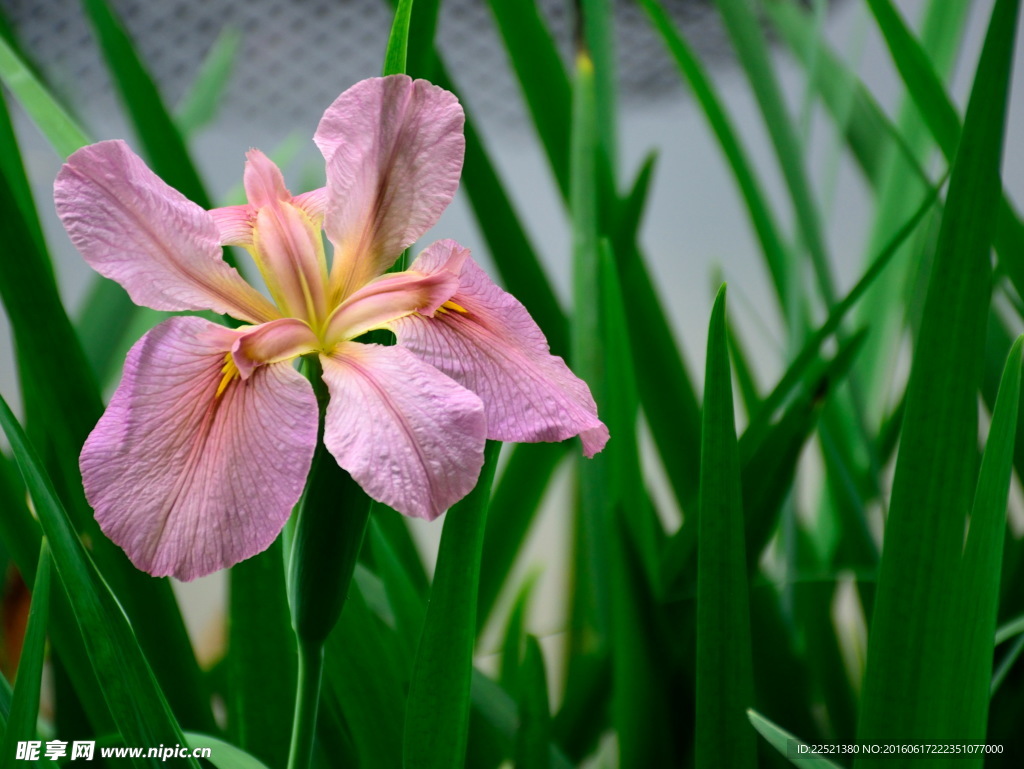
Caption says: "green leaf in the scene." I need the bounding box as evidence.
[639,0,789,306]
[320,579,408,769]
[946,336,1023,751]
[514,636,551,769]
[579,0,617,177]
[0,34,89,156]
[0,541,50,769]
[182,733,272,769]
[713,0,836,306]
[383,0,415,76]
[83,0,212,208]
[747,710,843,769]
[477,441,567,634]
[0,395,199,769]
[227,538,296,769]
[485,0,571,200]
[696,286,755,769]
[471,672,574,769]
[863,0,1024,310]
[405,0,442,80]
[402,441,501,769]
[855,0,1020,758]
[174,27,242,135]
[744,176,943,449]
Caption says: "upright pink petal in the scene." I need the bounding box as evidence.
[393,241,609,457]
[320,343,486,520]
[55,140,278,324]
[81,316,318,581]
[313,76,465,299]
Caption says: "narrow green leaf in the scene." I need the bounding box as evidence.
[471,672,574,769]
[498,575,536,700]
[747,709,843,769]
[745,177,942,448]
[0,395,199,769]
[477,441,567,635]
[227,538,296,769]
[713,0,836,305]
[485,0,572,199]
[402,441,501,769]
[174,27,242,136]
[863,0,1024,307]
[0,34,89,156]
[856,0,1020,758]
[366,519,426,660]
[514,636,551,769]
[996,613,1024,645]
[0,542,50,769]
[83,0,212,208]
[383,0,415,77]
[320,580,408,769]
[579,0,617,177]
[405,0,442,80]
[991,634,1024,695]
[183,733,272,769]
[765,0,930,191]
[565,51,613,718]
[696,286,755,769]
[640,0,789,306]
[852,0,971,416]
[947,336,1023,754]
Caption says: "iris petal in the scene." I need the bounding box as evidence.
[393,241,609,457]
[80,316,318,581]
[314,75,465,300]
[55,140,277,324]
[320,343,486,519]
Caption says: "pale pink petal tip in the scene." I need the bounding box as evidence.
[320,343,487,520]
[81,316,318,581]
[394,240,609,455]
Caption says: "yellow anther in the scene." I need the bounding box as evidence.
[442,300,469,314]
[216,354,240,398]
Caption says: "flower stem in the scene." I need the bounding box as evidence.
[286,639,325,769]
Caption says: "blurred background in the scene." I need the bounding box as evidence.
[2,0,1023,697]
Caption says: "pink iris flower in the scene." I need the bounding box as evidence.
[54,75,608,581]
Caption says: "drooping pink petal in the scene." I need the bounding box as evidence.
[392,241,609,457]
[81,316,318,581]
[320,343,486,520]
[313,75,465,299]
[231,318,319,379]
[321,259,464,346]
[55,140,278,324]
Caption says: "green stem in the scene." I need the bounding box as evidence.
[287,640,325,769]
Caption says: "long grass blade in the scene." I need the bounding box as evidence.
[0,395,199,769]
[855,0,1020,758]
[0,542,50,769]
[946,336,1023,756]
[864,0,1024,307]
[748,710,842,769]
[696,286,755,769]
[402,442,501,768]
